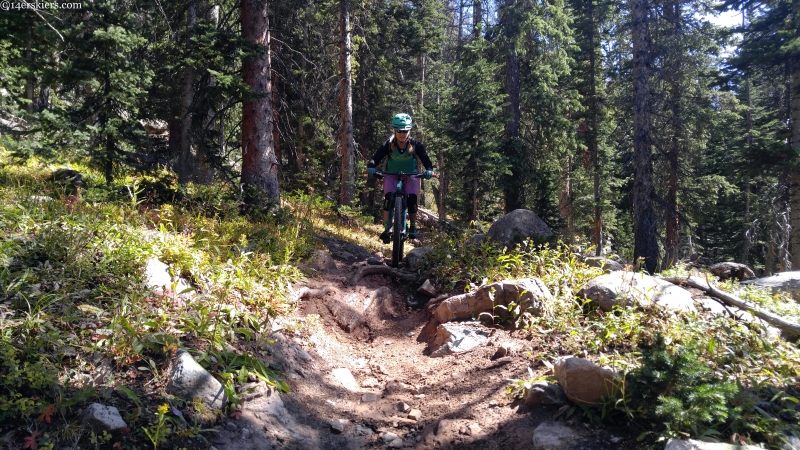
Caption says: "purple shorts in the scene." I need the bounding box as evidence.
[383,175,420,195]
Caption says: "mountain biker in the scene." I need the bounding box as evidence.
[367,113,433,243]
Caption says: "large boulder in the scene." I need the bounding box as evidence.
[487,209,553,248]
[578,271,696,313]
[554,357,618,405]
[709,262,756,281]
[432,278,553,324]
[744,271,800,301]
[532,421,582,449]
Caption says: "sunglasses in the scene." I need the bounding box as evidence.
[395,129,409,134]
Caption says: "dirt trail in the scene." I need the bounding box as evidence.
[210,242,628,450]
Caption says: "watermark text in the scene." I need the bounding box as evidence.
[1,1,82,11]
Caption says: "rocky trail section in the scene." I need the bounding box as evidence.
[202,237,630,450]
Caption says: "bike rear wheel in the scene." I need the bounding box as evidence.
[391,195,404,268]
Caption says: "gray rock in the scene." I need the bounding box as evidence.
[382,432,400,442]
[394,402,411,413]
[532,421,581,449]
[81,403,128,432]
[417,279,437,297]
[784,435,800,450]
[525,382,568,406]
[468,234,486,246]
[487,209,553,248]
[330,419,346,433]
[238,381,270,401]
[746,271,800,301]
[311,250,337,271]
[665,438,763,449]
[240,427,251,440]
[584,256,624,272]
[709,262,756,281]
[168,350,228,409]
[579,272,696,313]
[407,409,422,421]
[367,257,384,265]
[331,368,359,392]
[406,246,433,271]
[432,278,553,324]
[554,356,618,405]
[316,236,373,262]
[361,392,381,402]
[326,287,393,333]
[388,438,405,448]
[144,258,192,294]
[431,322,491,357]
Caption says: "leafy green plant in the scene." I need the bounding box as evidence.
[142,404,171,449]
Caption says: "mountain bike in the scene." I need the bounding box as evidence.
[370,170,435,268]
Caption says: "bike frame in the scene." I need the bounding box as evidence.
[373,170,421,267]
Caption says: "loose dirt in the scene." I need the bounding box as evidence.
[210,240,633,450]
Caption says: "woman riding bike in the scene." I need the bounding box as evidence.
[367,113,433,243]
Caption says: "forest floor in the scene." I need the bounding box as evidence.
[208,234,635,450]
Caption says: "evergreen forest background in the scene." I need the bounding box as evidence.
[2,0,800,273]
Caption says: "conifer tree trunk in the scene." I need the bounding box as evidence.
[663,0,682,270]
[473,0,482,37]
[631,0,659,273]
[741,10,753,264]
[589,0,602,256]
[339,0,355,206]
[503,0,523,213]
[179,0,197,185]
[790,0,800,269]
[241,0,280,205]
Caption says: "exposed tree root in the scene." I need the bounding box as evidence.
[349,265,419,284]
[661,276,800,336]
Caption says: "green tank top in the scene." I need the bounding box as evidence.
[386,142,417,173]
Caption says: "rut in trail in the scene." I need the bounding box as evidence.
[210,238,626,450]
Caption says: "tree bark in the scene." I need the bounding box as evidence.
[472,0,482,38]
[663,0,682,271]
[790,0,800,269]
[741,10,753,264]
[179,0,197,185]
[631,0,659,273]
[589,0,602,256]
[241,0,280,205]
[339,0,356,206]
[662,276,800,337]
[503,0,523,213]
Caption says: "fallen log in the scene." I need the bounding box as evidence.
[349,265,419,284]
[661,276,800,337]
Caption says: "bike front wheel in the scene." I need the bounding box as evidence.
[391,195,404,268]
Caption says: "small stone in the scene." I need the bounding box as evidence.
[610,436,623,444]
[331,419,346,433]
[382,431,400,442]
[361,377,380,388]
[332,368,359,392]
[361,392,381,403]
[407,409,422,421]
[356,425,374,436]
[417,279,437,297]
[240,428,251,440]
[394,402,411,413]
[81,403,128,432]
[466,423,481,436]
[388,438,404,448]
[414,394,425,399]
[225,421,238,431]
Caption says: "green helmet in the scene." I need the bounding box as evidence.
[392,113,413,130]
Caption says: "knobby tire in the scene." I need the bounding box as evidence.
[391,195,404,268]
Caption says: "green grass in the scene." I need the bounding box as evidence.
[0,155,335,449]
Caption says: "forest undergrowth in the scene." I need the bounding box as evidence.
[0,156,799,449]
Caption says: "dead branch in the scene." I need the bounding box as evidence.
[661,276,800,337]
[349,265,419,284]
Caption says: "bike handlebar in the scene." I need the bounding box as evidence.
[364,170,437,178]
